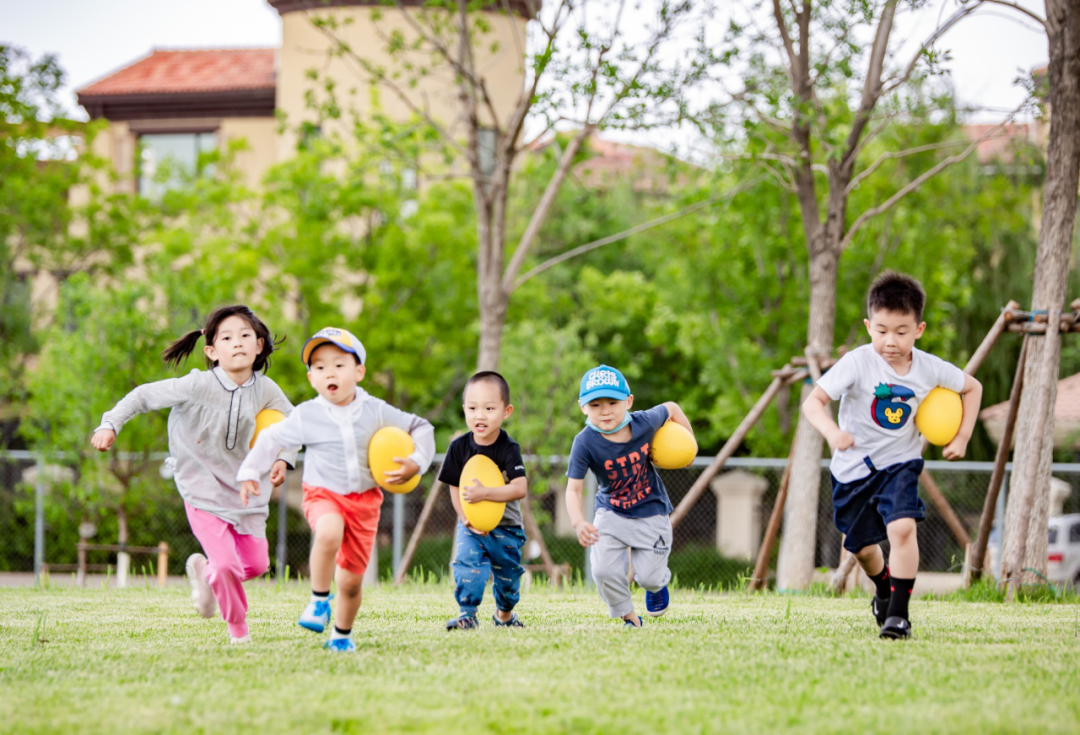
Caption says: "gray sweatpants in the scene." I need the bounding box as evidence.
[591,508,672,618]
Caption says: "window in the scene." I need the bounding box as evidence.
[137,132,217,198]
[1070,523,1080,544]
[1049,527,1058,545]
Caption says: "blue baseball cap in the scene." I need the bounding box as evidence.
[302,327,366,366]
[579,365,631,405]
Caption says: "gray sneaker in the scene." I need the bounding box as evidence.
[185,553,217,619]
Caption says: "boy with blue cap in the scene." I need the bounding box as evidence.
[238,327,435,651]
[563,365,694,626]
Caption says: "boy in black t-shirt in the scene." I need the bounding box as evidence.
[439,371,528,630]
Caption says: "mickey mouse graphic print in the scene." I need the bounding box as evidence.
[816,344,966,483]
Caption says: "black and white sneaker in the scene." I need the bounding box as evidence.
[879,616,911,639]
[871,595,889,627]
[446,614,479,631]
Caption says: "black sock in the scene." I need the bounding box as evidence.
[312,590,330,599]
[868,566,892,599]
[886,576,915,621]
[333,626,351,636]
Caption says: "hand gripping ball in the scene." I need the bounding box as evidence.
[368,426,421,494]
[458,454,506,533]
[250,409,286,449]
[650,421,698,469]
[915,387,963,446]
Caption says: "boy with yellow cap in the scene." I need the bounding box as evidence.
[238,327,435,652]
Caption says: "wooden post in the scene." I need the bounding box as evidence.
[157,542,169,589]
[77,540,87,588]
[918,471,971,547]
[670,368,803,529]
[916,302,1016,549]
[969,335,1028,584]
[393,481,445,585]
[520,495,559,586]
[748,445,795,591]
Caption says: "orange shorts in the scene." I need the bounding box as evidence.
[302,483,383,577]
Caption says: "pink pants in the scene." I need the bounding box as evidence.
[184,503,269,638]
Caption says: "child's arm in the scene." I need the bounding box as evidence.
[802,386,855,452]
[91,375,196,451]
[565,477,599,547]
[381,409,436,485]
[449,483,490,537]
[238,412,305,506]
[942,374,982,460]
[461,476,527,504]
[262,380,300,481]
[661,401,694,435]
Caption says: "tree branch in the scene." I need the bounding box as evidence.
[513,176,765,289]
[845,138,984,195]
[840,107,1024,248]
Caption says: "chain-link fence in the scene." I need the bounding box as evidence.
[3,450,1079,587]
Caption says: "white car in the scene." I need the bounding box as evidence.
[1048,514,1080,590]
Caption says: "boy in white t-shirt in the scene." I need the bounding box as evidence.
[802,272,982,639]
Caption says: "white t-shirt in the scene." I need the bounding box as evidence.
[816,345,966,483]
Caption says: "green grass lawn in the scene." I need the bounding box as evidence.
[2,581,1079,734]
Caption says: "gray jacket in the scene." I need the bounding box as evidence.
[98,367,298,537]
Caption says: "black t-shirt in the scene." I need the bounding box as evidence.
[438,429,526,527]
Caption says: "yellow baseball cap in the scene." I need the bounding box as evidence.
[301,327,366,366]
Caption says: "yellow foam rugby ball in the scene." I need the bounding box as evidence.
[250,409,286,449]
[368,426,421,494]
[915,386,963,447]
[650,421,698,469]
[458,454,506,533]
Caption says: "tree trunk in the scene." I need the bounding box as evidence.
[776,242,839,590]
[477,291,508,372]
[1002,0,1080,590]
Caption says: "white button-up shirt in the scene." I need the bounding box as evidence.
[238,388,435,495]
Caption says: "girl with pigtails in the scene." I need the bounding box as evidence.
[91,305,298,645]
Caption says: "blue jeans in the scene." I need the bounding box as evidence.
[453,522,526,615]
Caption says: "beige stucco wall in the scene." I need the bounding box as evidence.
[276,5,527,157]
[219,117,280,188]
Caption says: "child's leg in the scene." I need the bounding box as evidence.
[590,510,635,620]
[310,513,345,593]
[452,523,491,616]
[852,543,885,576]
[184,503,253,639]
[487,526,526,621]
[627,514,673,592]
[333,567,363,632]
[885,517,918,622]
[234,532,270,581]
[327,488,382,633]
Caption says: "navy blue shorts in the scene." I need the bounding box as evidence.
[831,458,925,553]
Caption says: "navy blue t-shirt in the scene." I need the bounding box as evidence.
[566,405,672,519]
[439,429,527,527]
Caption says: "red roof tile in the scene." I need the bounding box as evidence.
[77,49,276,98]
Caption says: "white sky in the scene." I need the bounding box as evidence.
[1,0,1050,131]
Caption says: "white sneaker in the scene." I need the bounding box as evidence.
[185,553,217,619]
[229,633,252,645]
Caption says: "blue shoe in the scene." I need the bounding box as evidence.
[623,615,644,628]
[645,586,669,617]
[298,594,334,633]
[446,614,479,630]
[323,636,356,653]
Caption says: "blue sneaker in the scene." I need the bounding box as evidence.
[323,636,356,653]
[623,615,644,628]
[492,612,525,628]
[298,594,334,633]
[645,586,669,617]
